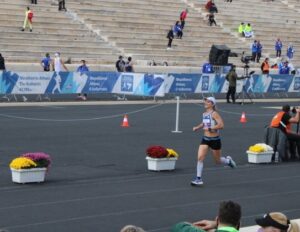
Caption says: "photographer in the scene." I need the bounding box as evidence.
[225,65,242,104]
[270,105,300,160]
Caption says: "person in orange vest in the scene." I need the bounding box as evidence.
[270,105,300,160]
[261,58,270,74]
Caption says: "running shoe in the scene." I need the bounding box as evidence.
[191,177,204,186]
[226,156,237,168]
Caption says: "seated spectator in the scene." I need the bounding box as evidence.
[279,61,290,74]
[205,0,213,11]
[202,62,214,73]
[238,22,245,36]
[209,3,218,13]
[120,225,145,232]
[173,21,183,39]
[207,13,217,26]
[171,200,242,232]
[244,23,254,38]
[256,212,300,232]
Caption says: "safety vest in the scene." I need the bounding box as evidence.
[270,111,291,132]
[238,25,244,33]
[262,61,269,72]
[244,25,252,32]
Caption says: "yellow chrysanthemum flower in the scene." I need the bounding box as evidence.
[166,148,179,158]
[9,157,37,169]
[248,145,266,153]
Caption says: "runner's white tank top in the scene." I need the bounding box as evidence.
[202,111,218,132]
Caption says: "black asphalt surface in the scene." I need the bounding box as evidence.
[0,101,299,232]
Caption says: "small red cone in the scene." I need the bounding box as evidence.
[121,114,130,127]
[240,112,247,123]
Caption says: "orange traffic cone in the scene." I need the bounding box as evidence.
[240,112,247,123]
[121,114,130,127]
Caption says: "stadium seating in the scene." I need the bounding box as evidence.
[1,0,300,71]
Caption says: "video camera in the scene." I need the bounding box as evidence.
[241,51,252,65]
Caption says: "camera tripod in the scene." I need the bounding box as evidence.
[237,65,254,105]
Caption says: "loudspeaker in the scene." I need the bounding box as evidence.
[209,45,231,65]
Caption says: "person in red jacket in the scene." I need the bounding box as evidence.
[179,9,188,29]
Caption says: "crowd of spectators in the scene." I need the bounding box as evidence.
[119,201,300,232]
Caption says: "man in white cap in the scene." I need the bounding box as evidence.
[191,97,236,186]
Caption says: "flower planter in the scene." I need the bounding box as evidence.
[10,168,47,183]
[146,157,177,171]
[247,151,273,163]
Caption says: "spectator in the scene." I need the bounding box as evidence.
[207,12,217,26]
[226,65,242,103]
[209,3,218,13]
[180,8,188,29]
[125,57,134,72]
[40,53,51,72]
[58,0,66,11]
[256,40,262,63]
[116,56,125,72]
[261,58,270,74]
[21,7,33,32]
[270,105,300,160]
[31,0,37,4]
[120,225,145,232]
[238,22,245,37]
[171,200,242,232]
[0,53,6,71]
[205,0,213,11]
[166,26,174,50]
[76,59,89,72]
[275,38,283,57]
[76,60,89,100]
[51,52,68,72]
[256,212,300,232]
[288,60,296,75]
[279,61,290,74]
[202,62,214,73]
[287,43,295,59]
[225,0,233,2]
[173,21,183,39]
[251,40,258,62]
[244,23,253,38]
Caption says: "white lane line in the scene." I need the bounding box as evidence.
[0,163,299,193]
[0,173,300,211]
[4,190,300,229]
[0,103,163,122]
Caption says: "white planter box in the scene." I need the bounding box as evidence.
[146,157,177,171]
[247,151,273,163]
[11,168,47,183]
